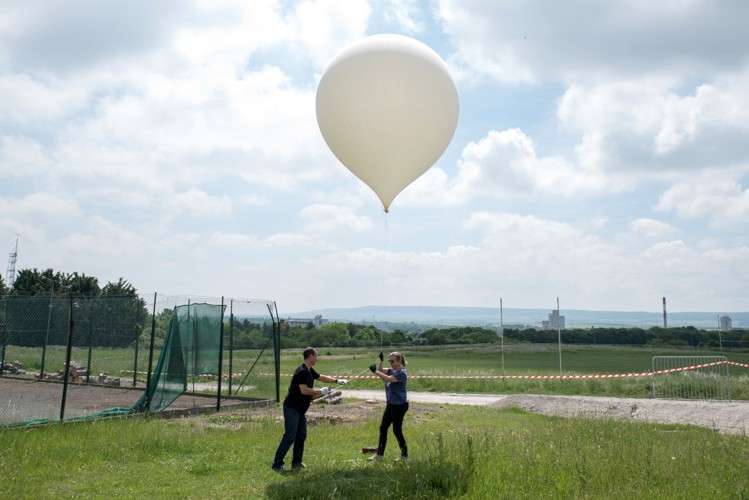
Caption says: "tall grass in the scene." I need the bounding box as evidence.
[1,405,747,498]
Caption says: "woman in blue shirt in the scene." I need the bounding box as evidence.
[368,351,409,462]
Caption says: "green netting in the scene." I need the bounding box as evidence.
[133,303,225,412]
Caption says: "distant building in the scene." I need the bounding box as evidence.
[542,310,565,331]
[720,316,732,332]
[285,314,329,329]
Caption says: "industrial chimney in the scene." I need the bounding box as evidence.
[662,297,667,328]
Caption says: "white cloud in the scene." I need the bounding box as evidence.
[462,129,611,197]
[559,74,749,172]
[238,194,271,207]
[628,218,679,239]
[166,188,232,217]
[173,1,290,73]
[439,0,749,83]
[440,0,749,191]
[207,231,259,248]
[588,216,608,230]
[264,233,313,248]
[0,135,52,176]
[0,192,80,218]
[291,0,371,71]
[640,240,689,265]
[656,174,749,225]
[380,0,425,35]
[439,211,634,308]
[402,128,613,207]
[299,203,373,232]
[0,1,203,77]
[0,73,90,126]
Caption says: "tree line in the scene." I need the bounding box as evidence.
[504,325,749,349]
[1,268,138,298]
[272,323,749,349]
[1,268,145,349]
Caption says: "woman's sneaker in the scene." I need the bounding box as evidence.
[394,455,408,463]
[367,453,383,462]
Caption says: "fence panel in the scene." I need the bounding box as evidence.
[651,355,730,400]
[1,294,278,426]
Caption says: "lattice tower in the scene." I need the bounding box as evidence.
[6,235,18,287]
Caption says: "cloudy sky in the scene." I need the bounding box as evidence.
[2,0,748,314]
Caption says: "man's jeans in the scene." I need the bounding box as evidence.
[272,406,307,469]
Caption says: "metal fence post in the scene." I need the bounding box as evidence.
[60,295,74,421]
[228,300,234,396]
[132,304,143,388]
[216,297,225,411]
[0,321,6,375]
[40,289,53,378]
[144,292,158,411]
[272,302,281,403]
[86,298,94,384]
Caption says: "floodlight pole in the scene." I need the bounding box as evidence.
[500,298,504,377]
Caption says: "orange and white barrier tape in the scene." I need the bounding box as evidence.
[122,360,748,381]
[267,359,748,380]
[728,361,749,369]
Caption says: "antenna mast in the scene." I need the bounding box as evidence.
[6,235,19,287]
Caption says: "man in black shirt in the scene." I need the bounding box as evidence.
[271,347,347,471]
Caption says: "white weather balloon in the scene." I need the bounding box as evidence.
[316,34,459,212]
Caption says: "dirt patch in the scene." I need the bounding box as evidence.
[0,376,265,426]
[200,397,448,431]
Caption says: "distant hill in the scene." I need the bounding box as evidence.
[281,305,748,330]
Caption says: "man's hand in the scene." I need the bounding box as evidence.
[320,386,330,395]
[336,378,348,385]
[378,351,384,361]
[369,364,377,374]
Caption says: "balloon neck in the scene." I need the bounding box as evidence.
[383,208,389,214]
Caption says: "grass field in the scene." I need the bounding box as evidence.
[7,342,748,377]
[1,403,747,498]
[271,344,749,400]
[290,344,749,376]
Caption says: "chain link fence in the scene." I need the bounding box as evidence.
[0,294,280,426]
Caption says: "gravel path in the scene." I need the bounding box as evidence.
[342,389,749,435]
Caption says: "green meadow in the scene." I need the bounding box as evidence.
[6,343,747,389]
[271,344,749,400]
[1,402,747,499]
[275,344,749,376]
